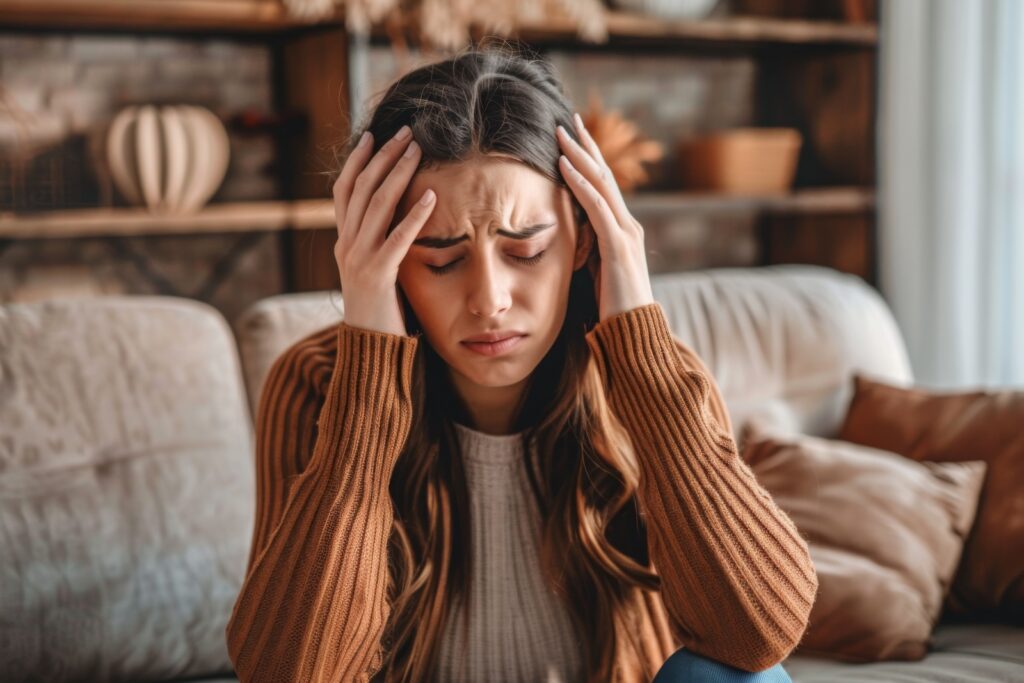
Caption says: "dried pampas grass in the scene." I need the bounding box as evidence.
[282,0,609,49]
[579,88,663,192]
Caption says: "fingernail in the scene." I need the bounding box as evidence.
[395,125,412,140]
[574,112,584,129]
[420,188,435,205]
[556,125,566,138]
[403,140,419,158]
[357,131,371,148]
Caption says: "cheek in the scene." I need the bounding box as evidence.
[396,265,447,326]
[534,240,576,282]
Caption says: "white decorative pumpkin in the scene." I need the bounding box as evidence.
[106,104,230,214]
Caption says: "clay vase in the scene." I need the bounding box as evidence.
[105,104,230,214]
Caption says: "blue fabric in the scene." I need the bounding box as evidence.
[652,647,794,683]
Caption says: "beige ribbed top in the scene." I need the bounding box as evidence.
[435,422,583,682]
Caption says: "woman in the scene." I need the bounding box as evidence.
[226,45,817,683]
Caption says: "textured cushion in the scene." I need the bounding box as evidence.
[838,374,1024,621]
[742,420,986,662]
[0,296,255,682]
[784,620,1024,682]
[650,264,913,440]
[231,290,343,420]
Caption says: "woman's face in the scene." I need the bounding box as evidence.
[395,153,593,411]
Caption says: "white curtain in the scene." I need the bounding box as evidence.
[878,0,1024,389]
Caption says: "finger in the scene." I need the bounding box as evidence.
[333,130,375,243]
[342,125,415,246]
[574,114,644,234]
[353,138,423,253]
[556,124,632,231]
[559,154,620,247]
[573,112,611,170]
[381,188,436,272]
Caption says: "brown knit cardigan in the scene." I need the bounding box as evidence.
[225,301,818,682]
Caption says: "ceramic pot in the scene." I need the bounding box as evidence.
[106,104,230,214]
[678,128,803,194]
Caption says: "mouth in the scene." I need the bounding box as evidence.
[460,334,527,357]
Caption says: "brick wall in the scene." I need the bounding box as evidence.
[0,32,283,326]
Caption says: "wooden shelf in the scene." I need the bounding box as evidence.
[0,1,877,46]
[627,187,876,214]
[0,199,336,238]
[488,12,877,48]
[0,188,874,239]
[0,0,306,32]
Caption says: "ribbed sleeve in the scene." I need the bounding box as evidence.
[225,321,419,683]
[583,302,818,673]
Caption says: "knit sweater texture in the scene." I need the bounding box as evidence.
[225,302,818,682]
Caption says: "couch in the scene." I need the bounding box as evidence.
[1,264,1021,682]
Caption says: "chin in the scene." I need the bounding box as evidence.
[453,361,533,388]
[444,342,538,386]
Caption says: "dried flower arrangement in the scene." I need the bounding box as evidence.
[579,88,664,192]
[281,0,609,50]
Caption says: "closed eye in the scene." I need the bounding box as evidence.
[426,250,548,276]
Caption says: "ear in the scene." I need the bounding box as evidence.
[573,219,595,271]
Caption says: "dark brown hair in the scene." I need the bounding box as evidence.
[334,42,660,682]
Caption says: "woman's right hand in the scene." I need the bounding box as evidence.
[332,124,435,337]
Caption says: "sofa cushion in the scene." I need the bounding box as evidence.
[784,620,1024,682]
[231,290,343,420]
[0,296,254,682]
[838,373,1024,621]
[742,420,986,662]
[650,264,914,440]
[163,623,1024,683]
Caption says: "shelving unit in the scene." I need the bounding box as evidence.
[0,187,874,239]
[0,199,336,238]
[0,0,880,292]
[0,0,304,32]
[1,2,876,44]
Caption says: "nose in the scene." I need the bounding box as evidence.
[466,251,512,318]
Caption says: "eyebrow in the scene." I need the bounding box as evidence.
[412,222,556,249]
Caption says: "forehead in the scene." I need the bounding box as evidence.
[402,154,568,231]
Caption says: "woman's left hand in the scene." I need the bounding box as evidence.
[556,113,656,323]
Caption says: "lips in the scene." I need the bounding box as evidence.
[461,330,526,343]
[460,333,527,357]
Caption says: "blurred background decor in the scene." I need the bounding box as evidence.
[578,89,664,192]
[608,0,720,20]
[1,83,98,213]
[677,127,802,194]
[282,0,610,49]
[105,104,230,215]
[0,0,882,316]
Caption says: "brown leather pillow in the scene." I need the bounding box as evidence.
[742,420,986,662]
[838,373,1024,621]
